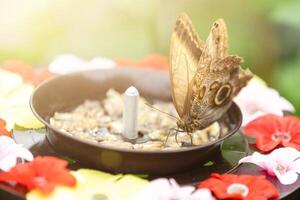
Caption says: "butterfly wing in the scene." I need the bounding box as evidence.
[189,19,252,129]
[169,13,205,118]
[206,19,228,61]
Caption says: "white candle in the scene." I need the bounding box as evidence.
[122,86,139,140]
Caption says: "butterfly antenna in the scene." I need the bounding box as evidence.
[144,102,179,121]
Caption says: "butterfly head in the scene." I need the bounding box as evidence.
[177,116,196,133]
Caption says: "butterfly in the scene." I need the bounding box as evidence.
[169,13,253,133]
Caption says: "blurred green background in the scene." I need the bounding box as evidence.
[0,0,299,114]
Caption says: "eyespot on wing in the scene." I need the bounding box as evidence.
[214,84,232,106]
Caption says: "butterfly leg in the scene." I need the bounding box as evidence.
[174,129,189,147]
[175,131,194,147]
[164,128,182,147]
[187,132,194,145]
[175,131,179,145]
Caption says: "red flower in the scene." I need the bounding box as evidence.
[244,114,300,152]
[117,54,169,71]
[0,119,11,137]
[198,173,279,200]
[0,156,76,194]
[2,60,56,86]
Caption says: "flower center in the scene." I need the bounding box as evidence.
[276,164,288,175]
[227,183,249,197]
[271,132,291,142]
[34,176,47,186]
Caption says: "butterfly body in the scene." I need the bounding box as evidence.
[170,14,252,132]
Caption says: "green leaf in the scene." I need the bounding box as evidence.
[133,174,149,179]
[203,161,215,167]
[221,132,248,166]
[60,156,76,165]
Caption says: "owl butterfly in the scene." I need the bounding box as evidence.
[170,13,253,133]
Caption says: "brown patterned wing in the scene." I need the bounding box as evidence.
[206,19,228,61]
[169,13,205,118]
[189,19,253,129]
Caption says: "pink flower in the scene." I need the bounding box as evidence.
[239,147,300,185]
[48,54,116,74]
[234,77,294,126]
[0,136,33,171]
[130,178,215,200]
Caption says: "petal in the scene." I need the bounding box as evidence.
[169,178,181,189]
[0,162,36,189]
[241,111,264,127]
[283,115,300,132]
[239,152,276,175]
[0,83,44,130]
[0,155,17,171]
[246,176,280,199]
[269,147,300,163]
[291,158,300,174]
[110,174,148,199]
[176,187,196,199]
[1,61,55,86]
[0,119,11,137]
[239,152,266,166]
[0,135,17,146]
[0,69,23,97]
[0,136,33,165]
[200,174,280,200]
[31,156,68,177]
[273,167,298,185]
[0,156,76,194]
[198,174,235,199]
[27,169,148,200]
[47,170,76,188]
[192,188,215,200]
[88,57,116,69]
[278,97,295,112]
[256,90,285,115]
[284,140,300,152]
[255,135,279,152]
[117,54,168,71]
[244,115,280,133]
[10,146,34,161]
[1,105,44,130]
[48,54,86,74]
[130,178,173,200]
[168,179,195,199]
[48,54,116,74]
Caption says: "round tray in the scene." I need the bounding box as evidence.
[30,68,242,175]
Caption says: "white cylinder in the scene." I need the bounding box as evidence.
[122,86,139,140]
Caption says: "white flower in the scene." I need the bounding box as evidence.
[0,136,33,171]
[239,147,300,185]
[234,76,294,126]
[130,178,215,200]
[48,54,116,74]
